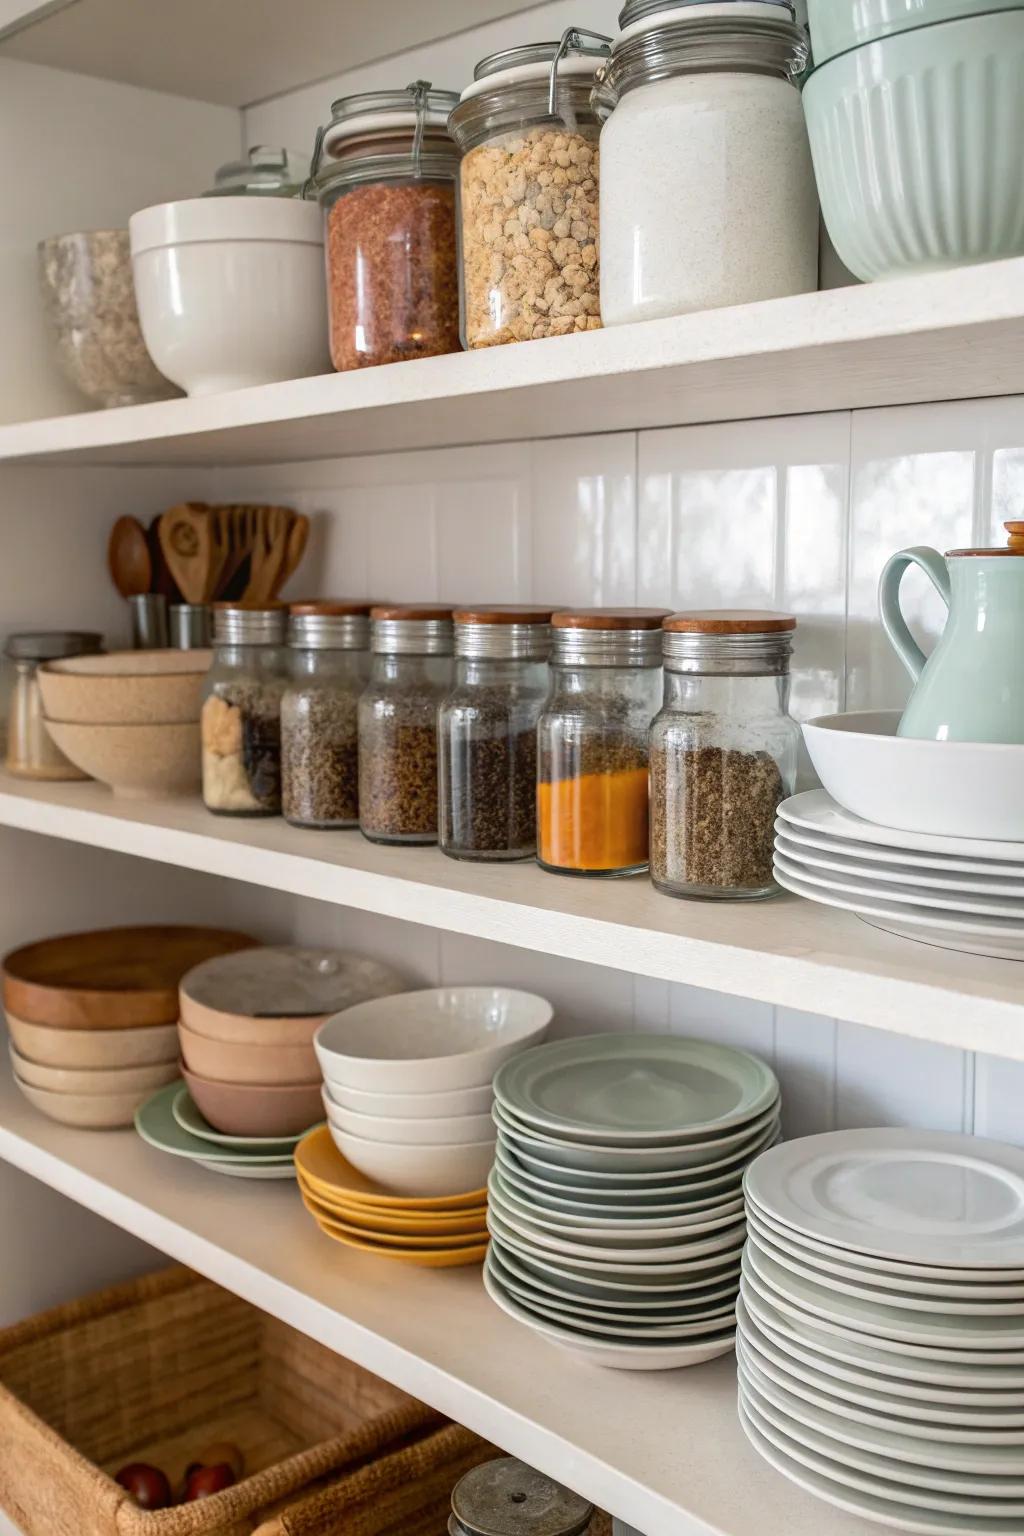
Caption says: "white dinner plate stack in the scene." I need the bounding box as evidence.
[482,1033,780,1371]
[774,790,1024,961]
[737,1128,1024,1535]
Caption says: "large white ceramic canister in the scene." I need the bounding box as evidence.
[595,0,818,325]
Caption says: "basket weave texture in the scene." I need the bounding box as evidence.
[0,1265,492,1536]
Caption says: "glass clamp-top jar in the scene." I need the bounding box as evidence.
[203,145,308,197]
[537,608,668,877]
[201,603,288,817]
[358,604,454,845]
[281,601,372,830]
[448,28,611,348]
[438,606,552,862]
[4,632,103,781]
[450,1458,596,1536]
[594,0,817,325]
[650,610,799,900]
[309,82,462,372]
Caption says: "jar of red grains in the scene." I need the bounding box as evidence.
[309,81,462,372]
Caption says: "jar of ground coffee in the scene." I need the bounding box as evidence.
[449,1457,595,1536]
[281,601,372,830]
[438,606,552,862]
[650,610,799,900]
[358,604,454,844]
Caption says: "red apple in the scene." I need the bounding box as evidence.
[184,1463,236,1501]
[115,1463,171,1510]
[195,1440,245,1479]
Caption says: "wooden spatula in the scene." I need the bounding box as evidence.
[272,513,310,597]
[244,506,293,603]
[158,503,213,606]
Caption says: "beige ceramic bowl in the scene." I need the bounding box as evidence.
[44,719,200,799]
[38,650,211,725]
[182,1066,321,1138]
[9,1045,176,1097]
[179,995,326,1049]
[15,1074,148,1129]
[5,1013,179,1068]
[178,1020,318,1085]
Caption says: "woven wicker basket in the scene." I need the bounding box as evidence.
[0,1266,486,1536]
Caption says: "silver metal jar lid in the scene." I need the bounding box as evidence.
[4,631,103,662]
[288,602,371,651]
[551,608,668,668]
[450,1458,594,1536]
[662,610,796,674]
[619,0,794,30]
[310,80,460,195]
[370,604,454,656]
[212,604,288,646]
[453,606,553,661]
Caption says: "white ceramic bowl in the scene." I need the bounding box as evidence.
[4,1013,178,1069]
[806,0,1024,65]
[321,1087,495,1146]
[9,1045,177,1097]
[802,711,1024,841]
[325,1079,495,1118]
[328,1124,495,1196]
[14,1075,149,1129]
[130,198,331,396]
[315,987,553,1095]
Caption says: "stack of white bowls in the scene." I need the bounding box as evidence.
[484,1034,781,1371]
[314,988,552,1198]
[739,1128,1024,1534]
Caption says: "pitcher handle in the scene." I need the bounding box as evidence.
[878,546,951,683]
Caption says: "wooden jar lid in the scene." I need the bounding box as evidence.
[370,603,454,621]
[552,608,672,630]
[289,600,374,616]
[453,605,555,624]
[663,610,797,633]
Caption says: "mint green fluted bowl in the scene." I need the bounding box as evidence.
[803,10,1024,282]
[807,0,1024,66]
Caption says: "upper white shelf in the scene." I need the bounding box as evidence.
[0,1070,880,1536]
[4,259,1024,468]
[1,774,1022,1059]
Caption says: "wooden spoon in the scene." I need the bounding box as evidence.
[158,503,213,606]
[107,516,152,598]
[272,513,310,597]
[245,506,293,603]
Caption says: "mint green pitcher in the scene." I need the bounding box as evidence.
[879,523,1024,743]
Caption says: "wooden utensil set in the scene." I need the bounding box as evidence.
[108,503,309,605]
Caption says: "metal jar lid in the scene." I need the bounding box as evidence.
[4,632,103,663]
[212,603,288,646]
[288,601,372,651]
[310,80,460,196]
[453,27,612,123]
[619,0,794,31]
[662,610,796,674]
[453,606,554,661]
[450,1458,594,1536]
[551,608,669,668]
[370,603,454,656]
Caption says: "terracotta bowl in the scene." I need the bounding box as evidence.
[178,1021,318,1085]
[14,1075,151,1129]
[9,1044,177,1097]
[43,719,200,799]
[179,994,326,1049]
[5,1013,179,1068]
[38,649,211,724]
[182,1066,322,1138]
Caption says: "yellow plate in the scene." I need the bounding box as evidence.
[296,1172,487,1235]
[300,1190,487,1249]
[295,1126,487,1210]
[309,1208,489,1268]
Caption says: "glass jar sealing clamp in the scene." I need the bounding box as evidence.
[201,603,289,817]
[309,82,462,373]
[649,610,800,900]
[281,601,372,830]
[448,30,611,348]
[536,608,669,878]
[438,607,553,863]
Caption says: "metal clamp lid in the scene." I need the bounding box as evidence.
[308,79,459,193]
[471,27,612,108]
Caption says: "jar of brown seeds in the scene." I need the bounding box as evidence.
[281,602,372,830]
[358,605,454,845]
[202,604,289,817]
[649,612,800,901]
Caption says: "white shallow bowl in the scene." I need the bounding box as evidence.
[802,711,1024,841]
[329,1124,495,1197]
[5,1013,178,1069]
[9,1045,177,1097]
[322,1087,494,1146]
[315,987,553,1094]
[130,197,331,396]
[325,1079,494,1118]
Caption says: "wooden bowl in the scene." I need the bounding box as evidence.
[3,926,256,1029]
[5,1013,179,1068]
[182,1066,322,1138]
[178,1020,318,1085]
[43,719,201,799]
[9,1045,177,1097]
[38,649,211,724]
[14,1075,151,1129]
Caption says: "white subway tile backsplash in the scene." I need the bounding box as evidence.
[973,1055,1024,1148]
[773,1009,837,1141]
[834,1021,971,1134]
[668,984,775,1062]
[530,434,637,608]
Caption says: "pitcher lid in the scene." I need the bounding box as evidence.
[947,522,1024,557]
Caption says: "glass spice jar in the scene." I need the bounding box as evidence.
[537,609,668,877]
[201,604,288,817]
[448,29,611,348]
[309,81,462,372]
[438,606,552,863]
[650,610,800,900]
[281,601,372,830]
[4,632,103,781]
[450,1457,596,1536]
[358,604,454,845]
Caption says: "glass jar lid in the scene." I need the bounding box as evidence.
[371,603,454,656]
[450,1458,594,1536]
[213,602,288,646]
[453,605,554,661]
[204,145,308,198]
[456,27,612,108]
[551,607,669,667]
[310,80,460,195]
[663,610,796,674]
[288,600,372,650]
[4,632,102,663]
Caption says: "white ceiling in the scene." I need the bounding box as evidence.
[0,0,530,106]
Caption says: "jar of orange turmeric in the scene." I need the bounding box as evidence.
[537,609,668,877]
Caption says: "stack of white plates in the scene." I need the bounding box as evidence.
[774,790,1024,961]
[482,1033,780,1371]
[738,1128,1024,1534]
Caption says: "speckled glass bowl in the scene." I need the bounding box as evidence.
[38,229,180,409]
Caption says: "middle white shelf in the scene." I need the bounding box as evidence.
[0,774,1021,1060]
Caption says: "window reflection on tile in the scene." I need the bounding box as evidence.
[531,435,637,607]
[438,478,529,603]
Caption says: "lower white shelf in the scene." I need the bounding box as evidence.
[0,774,1023,1058]
[0,1069,882,1536]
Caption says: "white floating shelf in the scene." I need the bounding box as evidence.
[0,1070,881,1536]
[1,775,1022,1058]
[4,259,1024,466]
